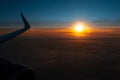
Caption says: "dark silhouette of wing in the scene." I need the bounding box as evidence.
[0,14,36,80]
[0,13,30,43]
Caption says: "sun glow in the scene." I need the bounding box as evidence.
[74,24,85,32]
[71,22,91,36]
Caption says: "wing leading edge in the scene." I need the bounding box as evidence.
[0,13,31,43]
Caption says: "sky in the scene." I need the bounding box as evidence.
[0,0,120,28]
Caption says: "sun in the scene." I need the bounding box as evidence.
[70,22,91,36]
[73,24,85,32]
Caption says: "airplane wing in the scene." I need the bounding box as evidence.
[0,13,31,43]
[0,14,36,80]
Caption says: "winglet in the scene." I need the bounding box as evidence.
[20,13,30,29]
[0,13,31,44]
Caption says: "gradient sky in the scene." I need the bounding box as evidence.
[0,0,120,27]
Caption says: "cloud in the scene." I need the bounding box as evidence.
[92,18,120,27]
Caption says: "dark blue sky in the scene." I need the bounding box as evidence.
[0,0,120,27]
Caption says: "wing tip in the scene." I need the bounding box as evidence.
[20,13,31,29]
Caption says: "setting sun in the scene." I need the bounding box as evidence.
[70,22,91,36]
[74,24,85,32]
